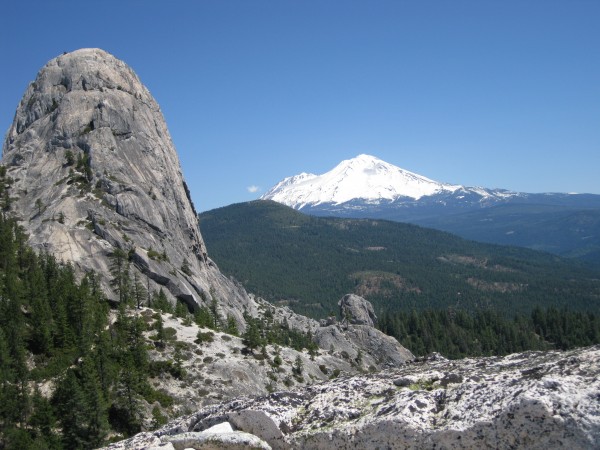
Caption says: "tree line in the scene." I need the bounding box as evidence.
[378,307,600,359]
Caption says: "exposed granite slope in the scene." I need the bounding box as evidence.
[137,305,408,420]
[105,345,600,449]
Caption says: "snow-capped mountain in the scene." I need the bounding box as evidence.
[261,154,519,216]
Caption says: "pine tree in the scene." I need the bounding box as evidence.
[225,315,239,336]
[28,388,57,446]
[174,299,189,319]
[152,288,172,313]
[93,330,115,398]
[53,369,87,449]
[293,355,304,375]
[155,313,166,346]
[80,357,109,447]
[242,315,263,353]
[133,271,147,309]
[27,262,53,355]
[172,344,186,379]
[130,315,149,379]
[209,297,221,329]
[194,306,213,329]
[0,328,17,427]
[109,248,132,305]
[0,277,30,427]
[113,352,143,436]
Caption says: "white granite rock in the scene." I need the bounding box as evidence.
[162,431,271,450]
[338,294,376,326]
[104,345,600,450]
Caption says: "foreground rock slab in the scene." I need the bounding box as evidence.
[104,345,600,449]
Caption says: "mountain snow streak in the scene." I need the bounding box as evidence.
[262,154,517,209]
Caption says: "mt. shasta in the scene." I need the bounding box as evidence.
[262,154,521,215]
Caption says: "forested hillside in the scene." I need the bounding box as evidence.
[379,307,600,359]
[0,213,246,449]
[199,201,600,319]
[0,213,159,448]
[0,211,328,449]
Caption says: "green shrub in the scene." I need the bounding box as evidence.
[195,331,215,345]
[142,385,174,408]
[163,327,177,341]
[151,406,168,429]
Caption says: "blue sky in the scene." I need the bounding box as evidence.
[1,1,599,211]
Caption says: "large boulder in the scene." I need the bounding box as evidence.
[338,294,377,326]
[163,430,271,450]
[314,322,414,368]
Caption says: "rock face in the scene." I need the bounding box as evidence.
[0,48,320,331]
[2,48,251,318]
[104,345,600,449]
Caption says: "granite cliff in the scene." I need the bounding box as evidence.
[1,48,258,322]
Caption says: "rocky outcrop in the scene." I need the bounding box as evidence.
[315,323,414,368]
[163,429,271,450]
[314,295,413,368]
[339,293,376,326]
[110,422,272,450]
[104,345,600,449]
[137,307,408,419]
